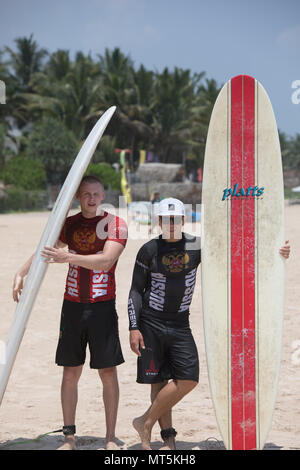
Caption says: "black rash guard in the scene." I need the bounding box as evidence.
[128,233,201,330]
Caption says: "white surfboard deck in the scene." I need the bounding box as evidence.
[0,106,116,406]
[201,75,285,449]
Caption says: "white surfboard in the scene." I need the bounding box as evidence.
[201,75,285,449]
[0,106,116,406]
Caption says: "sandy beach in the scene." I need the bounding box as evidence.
[0,203,299,451]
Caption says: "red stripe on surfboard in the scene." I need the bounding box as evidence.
[231,75,256,450]
[242,76,256,450]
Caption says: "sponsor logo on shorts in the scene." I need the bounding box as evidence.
[145,357,159,376]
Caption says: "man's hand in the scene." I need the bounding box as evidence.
[130,330,145,356]
[13,273,24,302]
[279,240,290,259]
[41,245,69,264]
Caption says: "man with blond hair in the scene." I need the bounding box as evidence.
[13,175,127,450]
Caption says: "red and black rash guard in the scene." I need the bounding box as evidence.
[128,233,201,330]
[59,211,127,303]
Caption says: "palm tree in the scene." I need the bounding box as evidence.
[279,131,292,170]
[0,50,9,120]
[149,67,205,163]
[94,48,153,154]
[197,78,221,127]
[46,49,72,81]
[4,34,48,90]
[2,35,48,134]
[22,51,103,140]
[190,78,222,167]
[1,38,222,172]
[94,47,134,113]
[59,52,102,138]
[289,133,300,170]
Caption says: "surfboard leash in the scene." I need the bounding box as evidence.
[0,427,73,449]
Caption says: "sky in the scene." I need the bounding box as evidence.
[0,0,299,136]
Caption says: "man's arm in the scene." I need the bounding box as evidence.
[128,248,149,356]
[12,240,67,302]
[41,240,125,271]
[13,253,34,302]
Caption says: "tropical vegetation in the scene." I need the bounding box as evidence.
[0,34,299,207]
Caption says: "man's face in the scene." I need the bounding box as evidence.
[159,216,184,239]
[77,182,105,216]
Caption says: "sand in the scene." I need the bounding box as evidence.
[0,203,299,451]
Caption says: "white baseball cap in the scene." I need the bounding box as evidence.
[157,198,185,216]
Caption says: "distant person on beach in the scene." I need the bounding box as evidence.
[149,192,162,235]
[150,192,162,204]
[127,197,290,450]
[13,175,127,451]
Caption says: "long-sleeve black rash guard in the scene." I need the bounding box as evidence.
[128,233,201,330]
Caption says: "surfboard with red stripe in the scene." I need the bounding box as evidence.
[202,75,285,450]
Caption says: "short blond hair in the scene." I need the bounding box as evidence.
[77,175,104,193]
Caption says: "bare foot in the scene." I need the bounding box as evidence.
[57,436,76,450]
[132,416,152,450]
[106,438,119,450]
[160,437,176,450]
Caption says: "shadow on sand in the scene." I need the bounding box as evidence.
[0,435,289,451]
[0,435,124,451]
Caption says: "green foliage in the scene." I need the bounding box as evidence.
[0,187,47,213]
[4,34,48,88]
[1,35,48,131]
[85,163,121,191]
[284,187,300,199]
[2,155,46,189]
[280,131,300,171]
[26,115,78,184]
[0,123,5,169]
[0,35,299,176]
[92,135,117,165]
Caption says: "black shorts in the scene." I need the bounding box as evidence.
[55,299,124,369]
[137,313,199,384]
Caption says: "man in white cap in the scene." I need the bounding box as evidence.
[128,198,200,450]
[128,198,291,450]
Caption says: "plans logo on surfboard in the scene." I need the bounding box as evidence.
[222,183,264,201]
